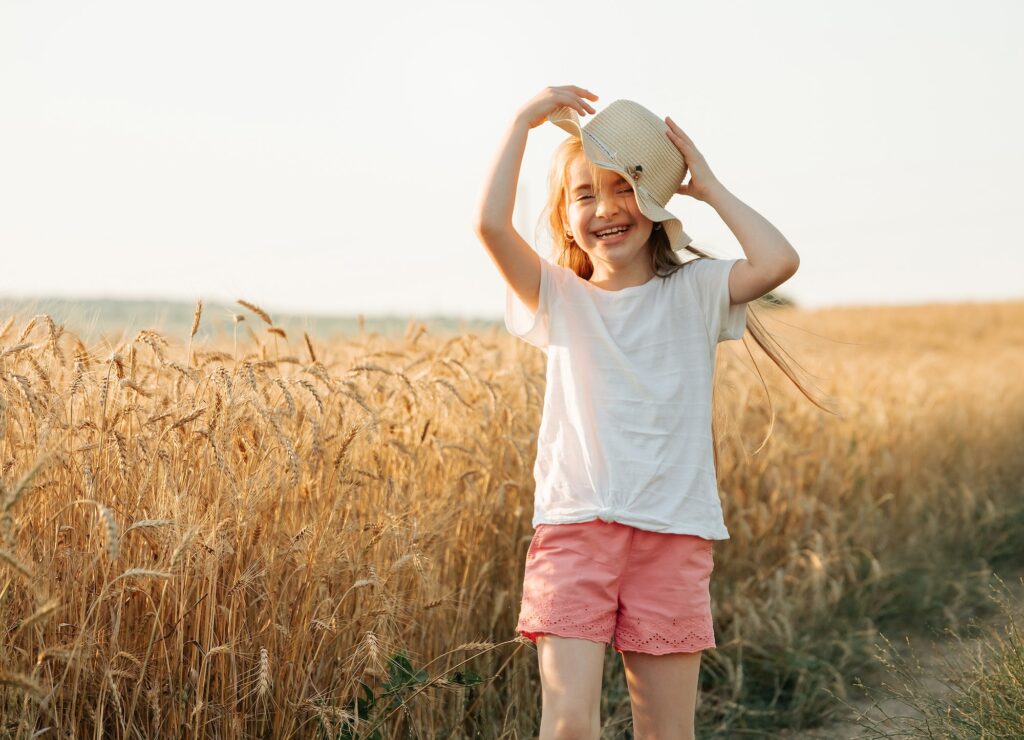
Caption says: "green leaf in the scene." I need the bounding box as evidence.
[451,669,484,686]
[382,649,427,692]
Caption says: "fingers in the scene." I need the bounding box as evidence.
[665,128,695,154]
[557,89,596,116]
[569,85,599,101]
[564,97,594,116]
[665,116,694,144]
[567,86,598,115]
[665,128,689,151]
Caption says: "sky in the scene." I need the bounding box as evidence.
[1,0,1021,320]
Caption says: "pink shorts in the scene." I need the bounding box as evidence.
[516,519,716,655]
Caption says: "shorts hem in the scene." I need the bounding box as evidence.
[516,626,612,647]
[613,639,716,656]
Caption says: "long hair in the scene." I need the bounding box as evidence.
[537,135,841,465]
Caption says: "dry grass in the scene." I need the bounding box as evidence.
[0,299,1022,738]
[778,571,1024,739]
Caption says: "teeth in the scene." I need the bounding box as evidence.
[596,226,629,237]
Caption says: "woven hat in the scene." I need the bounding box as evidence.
[548,99,693,252]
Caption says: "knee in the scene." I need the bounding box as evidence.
[632,719,695,740]
[540,704,600,740]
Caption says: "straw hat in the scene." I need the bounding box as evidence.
[548,99,693,252]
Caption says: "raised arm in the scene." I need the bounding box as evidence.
[473,86,598,314]
[663,116,800,306]
[705,183,800,306]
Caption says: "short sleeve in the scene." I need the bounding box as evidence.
[687,257,747,343]
[504,257,553,350]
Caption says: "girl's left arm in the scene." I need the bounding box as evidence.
[665,116,800,306]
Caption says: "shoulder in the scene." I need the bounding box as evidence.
[678,256,737,286]
[679,256,713,276]
[541,258,582,290]
[661,258,696,288]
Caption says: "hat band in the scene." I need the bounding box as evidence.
[583,129,665,208]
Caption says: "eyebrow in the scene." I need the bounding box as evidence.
[571,180,626,195]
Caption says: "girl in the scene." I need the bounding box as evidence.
[473,85,802,739]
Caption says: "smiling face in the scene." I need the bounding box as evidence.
[563,153,656,271]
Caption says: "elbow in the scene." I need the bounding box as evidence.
[765,257,798,289]
[781,252,800,279]
[472,216,493,236]
[473,218,510,238]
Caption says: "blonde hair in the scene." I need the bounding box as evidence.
[537,135,840,459]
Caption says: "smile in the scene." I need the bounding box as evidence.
[593,225,632,243]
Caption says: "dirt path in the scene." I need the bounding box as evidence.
[777,568,1024,739]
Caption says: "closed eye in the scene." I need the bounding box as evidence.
[576,187,633,201]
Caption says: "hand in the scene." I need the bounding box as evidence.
[515,85,599,130]
[664,116,723,202]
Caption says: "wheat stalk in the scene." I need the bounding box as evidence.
[0,672,45,701]
[109,569,172,585]
[0,547,34,582]
[237,300,272,326]
[0,315,14,342]
[13,596,60,635]
[257,647,271,700]
[170,526,199,570]
[191,299,202,337]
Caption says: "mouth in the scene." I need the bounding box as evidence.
[592,224,632,244]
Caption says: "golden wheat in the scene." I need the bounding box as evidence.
[0,301,1020,737]
[237,299,273,326]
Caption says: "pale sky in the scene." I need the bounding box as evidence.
[1,0,1021,320]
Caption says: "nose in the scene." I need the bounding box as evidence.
[594,189,622,218]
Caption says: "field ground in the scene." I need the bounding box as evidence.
[779,567,1024,739]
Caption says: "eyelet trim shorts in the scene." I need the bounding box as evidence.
[515,519,716,655]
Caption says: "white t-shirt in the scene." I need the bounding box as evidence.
[504,256,747,540]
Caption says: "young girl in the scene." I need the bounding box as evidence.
[473,85,801,739]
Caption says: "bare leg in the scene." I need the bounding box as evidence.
[536,634,607,739]
[620,649,702,739]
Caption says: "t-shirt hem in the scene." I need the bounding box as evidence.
[531,514,730,540]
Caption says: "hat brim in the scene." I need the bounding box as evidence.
[549,106,693,252]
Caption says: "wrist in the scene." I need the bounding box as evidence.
[702,180,730,207]
[511,111,535,134]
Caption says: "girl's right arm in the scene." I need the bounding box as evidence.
[473,86,598,314]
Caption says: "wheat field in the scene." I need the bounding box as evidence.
[1,298,1022,738]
